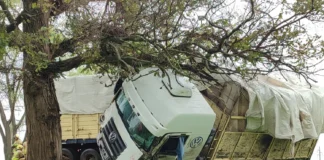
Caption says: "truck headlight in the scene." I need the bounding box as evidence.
[100,115,105,123]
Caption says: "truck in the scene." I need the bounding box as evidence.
[55,75,115,160]
[56,68,321,160]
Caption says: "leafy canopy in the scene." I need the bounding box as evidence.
[1,0,324,85]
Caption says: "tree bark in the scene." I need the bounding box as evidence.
[23,73,62,160]
[1,105,12,160]
[4,135,12,160]
[23,0,62,160]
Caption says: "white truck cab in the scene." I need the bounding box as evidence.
[97,68,216,160]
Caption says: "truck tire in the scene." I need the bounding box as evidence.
[62,148,74,160]
[80,149,102,160]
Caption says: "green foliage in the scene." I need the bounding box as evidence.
[2,0,324,83]
[0,29,7,60]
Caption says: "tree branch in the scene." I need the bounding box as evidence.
[208,0,255,54]
[44,56,85,73]
[52,39,76,58]
[12,79,22,114]
[4,0,75,33]
[0,121,5,143]
[0,0,14,24]
[44,53,122,74]
[0,101,7,126]
[15,112,25,132]
[0,101,9,142]
[5,71,15,125]
[256,9,314,49]
[6,10,27,33]
[225,0,255,39]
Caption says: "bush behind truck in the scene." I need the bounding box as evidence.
[56,68,320,160]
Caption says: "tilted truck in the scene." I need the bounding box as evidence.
[56,68,322,160]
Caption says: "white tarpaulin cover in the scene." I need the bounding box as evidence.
[54,75,115,114]
[224,74,324,142]
[56,73,324,141]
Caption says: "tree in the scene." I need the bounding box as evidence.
[0,53,24,160]
[1,0,324,159]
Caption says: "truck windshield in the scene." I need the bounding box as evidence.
[116,90,155,151]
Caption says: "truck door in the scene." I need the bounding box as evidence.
[154,135,188,160]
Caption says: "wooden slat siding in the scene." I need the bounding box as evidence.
[78,121,100,126]
[267,139,290,159]
[60,113,101,140]
[233,133,257,158]
[75,114,100,139]
[77,125,100,130]
[76,131,98,136]
[295,139,315,158]
[61,115,73,140]
[72,115,76,139]
[203,83,318,160]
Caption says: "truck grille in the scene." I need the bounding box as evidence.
[99,118,126,160]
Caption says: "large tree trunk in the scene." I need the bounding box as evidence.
[4,145,12,160]
[23,0,62,160]
[2,120,12,160]
[4,147,11,160]
[23,74,62,160]
[4,134,12,160]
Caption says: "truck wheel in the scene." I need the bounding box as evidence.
[80,149,102,160]
[62,148,74,160]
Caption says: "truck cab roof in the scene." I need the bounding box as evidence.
[123,68,216,134]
